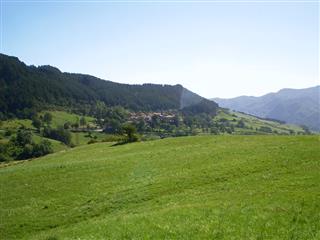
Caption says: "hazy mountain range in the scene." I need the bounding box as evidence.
[212,86,320,131]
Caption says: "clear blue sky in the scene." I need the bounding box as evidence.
[1,0,319,98]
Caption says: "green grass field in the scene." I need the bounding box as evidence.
[0,111,104,154]
[47,111,95,129]
[1,135,319,239]
[215,109,305,135]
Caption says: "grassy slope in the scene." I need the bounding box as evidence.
[1,109,305,148]
[32,134,68,153]
[48,111,95,129]
[0,119,34,130]
[0,111,105,150]
[1,135,319,239]
[215,109,305,134]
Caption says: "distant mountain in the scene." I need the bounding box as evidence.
[0,53,218,118]
[212,86,320,131]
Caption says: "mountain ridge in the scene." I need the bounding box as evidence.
[212,86,320,131]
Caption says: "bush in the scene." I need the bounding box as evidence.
[87,139,98,144]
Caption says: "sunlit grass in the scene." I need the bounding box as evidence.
[0,135,319,239]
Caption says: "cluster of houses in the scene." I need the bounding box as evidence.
[128,111,177,122]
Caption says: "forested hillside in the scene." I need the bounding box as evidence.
[0,54,216,119]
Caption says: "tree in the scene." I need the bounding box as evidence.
[80,116,87,127]
[236,120,245,128]
[301,125,311,134]
[0,144,11,162]
[136,120,146,132]
[71,122,79,130]
[32,116,42,132]
[210,127,219,135]
[43,112,53,125]
[173,115,180,127]
[151,115,160,128]
[122,124,138,143]
[14,129,33,147]
[104,119,122,134]
[63,122,71,130]
[33,140,53,157]
[18,144,34,160]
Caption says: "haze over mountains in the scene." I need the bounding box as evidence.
[212,86,320,131]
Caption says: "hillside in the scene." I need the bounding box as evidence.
[0,108,307,162]
[1,135,319,239]
[214,109,305,135]
[212,86,320,131]
[0,53,216,118]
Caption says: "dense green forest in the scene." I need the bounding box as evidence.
[0,53,217,119]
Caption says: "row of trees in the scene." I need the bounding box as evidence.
[0,128,53,162]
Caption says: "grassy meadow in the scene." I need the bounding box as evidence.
[215,110,305,135]
[0,135,319,239]
[0,111,106,150]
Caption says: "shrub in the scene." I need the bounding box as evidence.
[87,139,98,144]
